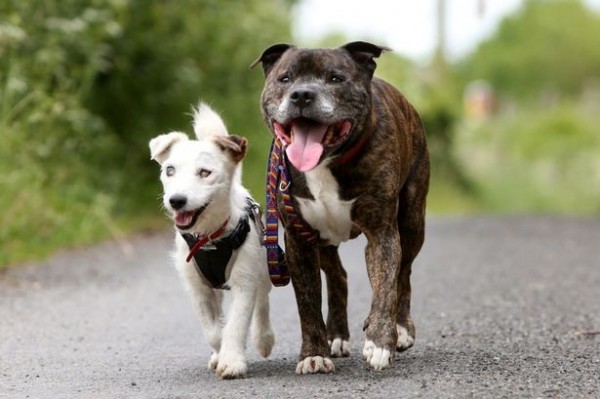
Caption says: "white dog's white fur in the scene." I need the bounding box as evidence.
[149,103,274,379]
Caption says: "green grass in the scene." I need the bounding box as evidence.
[0,164,164,267]
[452,102,600,215]
[427,177,479,215]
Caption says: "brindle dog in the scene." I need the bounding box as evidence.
[252,42,429,373]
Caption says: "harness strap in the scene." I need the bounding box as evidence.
[264,138,319,287]
[181,201,253,290]
[185,219,229,263]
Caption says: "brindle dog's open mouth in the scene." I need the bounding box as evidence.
[174,202,209,230]
[273,117,352,172]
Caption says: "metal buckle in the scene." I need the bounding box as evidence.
[201,243,217,251]
[250,201,266,242]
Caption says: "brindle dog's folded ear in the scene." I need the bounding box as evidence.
[213,135,248,163]
[250,43,296,77]
[340,41,391,78]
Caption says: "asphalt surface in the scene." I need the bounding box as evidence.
[1,216,599,399]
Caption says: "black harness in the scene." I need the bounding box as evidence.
[181,200,256,290]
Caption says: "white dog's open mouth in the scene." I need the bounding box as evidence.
[174,203,208,230]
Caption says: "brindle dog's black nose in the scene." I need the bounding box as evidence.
[169,194,187,210]
[290,88,315,108]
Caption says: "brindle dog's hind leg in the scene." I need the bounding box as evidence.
[320,245,350,357]
[396,151,429,352]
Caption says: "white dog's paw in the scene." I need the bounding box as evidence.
[255,328,275,358]
[208,352,219,370]
[362,340,392,371]
[216,354,247,379]
[329,338,350,357]
[295,356,335,374]
[396,325,415,351]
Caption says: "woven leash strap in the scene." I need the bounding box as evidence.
[264,138,319,287]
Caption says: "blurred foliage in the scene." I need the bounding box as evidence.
[459,0,600,100]
[87,0,295,199]
[454,103,600,213]
[0,0,293,267]
[451,0,600,214]
[2,0,600,267]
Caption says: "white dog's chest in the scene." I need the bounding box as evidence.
[296,164,355,246]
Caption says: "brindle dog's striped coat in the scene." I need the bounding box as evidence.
[252,42,429,373]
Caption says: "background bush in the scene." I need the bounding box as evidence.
[454,104,600,214]
[0,0,293,266]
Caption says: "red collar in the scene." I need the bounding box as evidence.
[185,218,230,262]
[334,130,371,165]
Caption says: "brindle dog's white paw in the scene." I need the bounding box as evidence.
[208,352,219,370]
[329,338,350,357]
[396,325,415,351]
[362,340,392,371]
[295,356,335,374]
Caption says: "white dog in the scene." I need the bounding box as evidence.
[149,103,274,379]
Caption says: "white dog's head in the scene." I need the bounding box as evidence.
[149,103,247,232]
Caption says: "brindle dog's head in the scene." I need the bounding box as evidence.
[251,42,389,172]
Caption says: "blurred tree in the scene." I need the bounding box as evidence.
[87,0,295,202]
[418,82,472,190]
[460,0,600,100]
[0,0,294,265]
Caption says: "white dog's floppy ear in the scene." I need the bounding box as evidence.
[213,135,248,163]
[192,103,228,139]
[149,132,189,164]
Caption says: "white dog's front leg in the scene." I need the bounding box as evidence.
[251,284,275,358]
[195,289,224,353]
[178,263,224,366]
[216,285,256,379]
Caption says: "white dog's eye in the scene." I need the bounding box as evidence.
[198,168,212,178]
[165,166,175,177]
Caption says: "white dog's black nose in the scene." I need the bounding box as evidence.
[169,194,187,210]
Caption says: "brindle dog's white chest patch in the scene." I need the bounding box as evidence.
[296,162,355,246]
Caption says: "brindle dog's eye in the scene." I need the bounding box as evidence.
[330,75,345,83]
[198,168,212,178]
[165,166,175,177]
[278,75,290,84]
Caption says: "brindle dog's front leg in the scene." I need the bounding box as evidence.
[361,226,401,371]
[284,233,335,374]
[320,245,350,357]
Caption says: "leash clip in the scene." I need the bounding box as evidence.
[250,201,266,241]
[279,180,290,192]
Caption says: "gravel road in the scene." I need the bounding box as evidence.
[1,216,599,398]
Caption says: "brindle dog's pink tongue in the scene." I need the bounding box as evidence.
[286,121,328,172]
